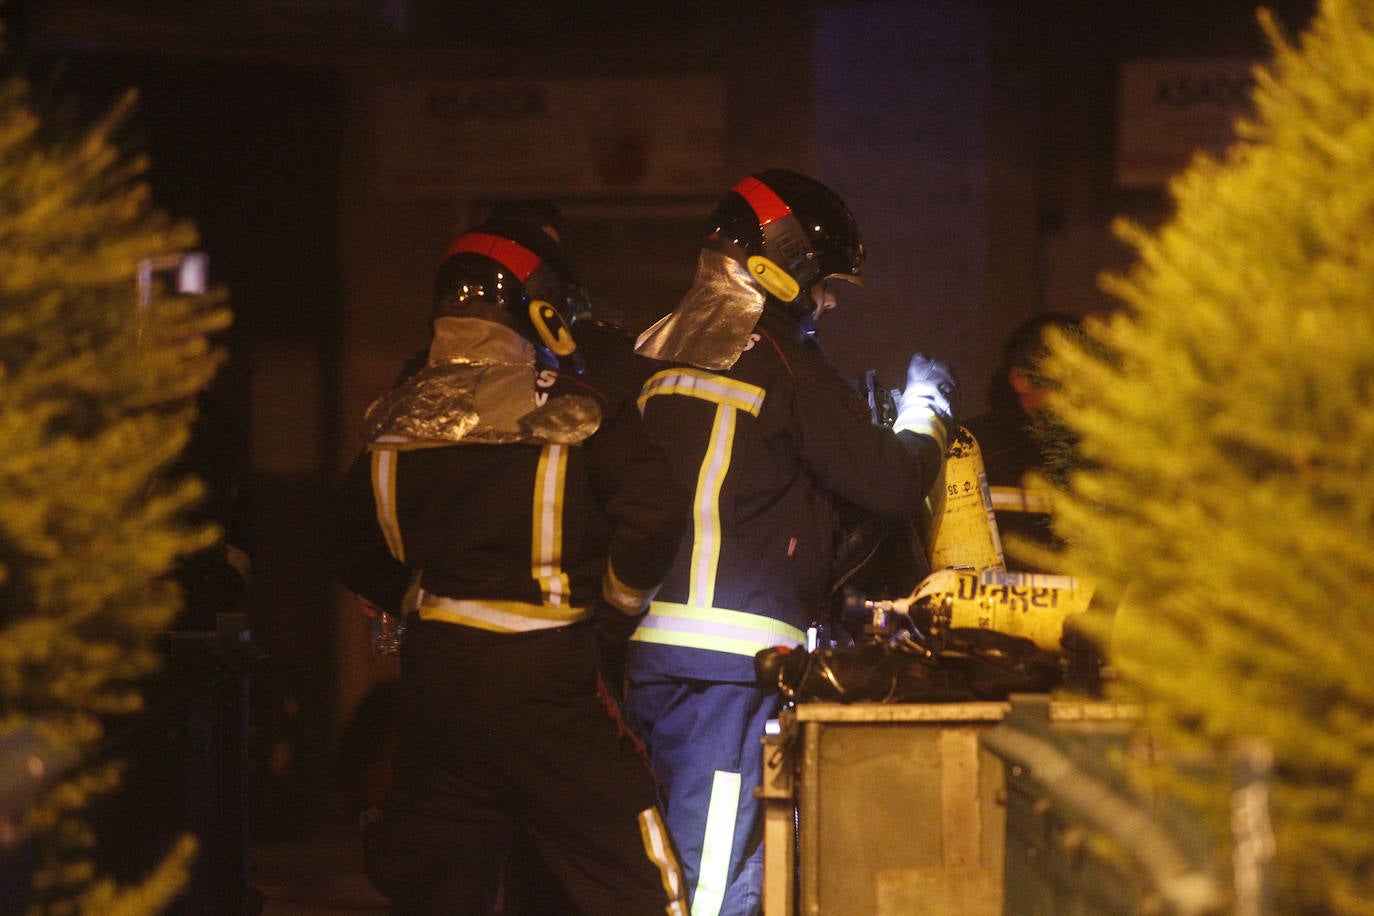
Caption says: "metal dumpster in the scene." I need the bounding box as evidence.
[761,701,1011,916]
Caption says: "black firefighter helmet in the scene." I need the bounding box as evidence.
[707,169,865,312]
[432,218,589,371]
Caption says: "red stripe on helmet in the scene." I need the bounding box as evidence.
[445,232,541,280]
[733,176,792,228]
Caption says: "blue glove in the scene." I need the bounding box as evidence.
[894,353,958,451]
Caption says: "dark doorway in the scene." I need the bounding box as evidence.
[21,44,348,849]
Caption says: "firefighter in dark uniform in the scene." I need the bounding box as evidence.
[624,170,957,915]
[328,219,690,915]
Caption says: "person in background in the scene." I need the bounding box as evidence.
[625,169,956,915]
[326,218,689,914]
[169,386,256,630]
[964,312,1083,571]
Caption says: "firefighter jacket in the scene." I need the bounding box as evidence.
[627,305,947,682]
[328,316,688,632]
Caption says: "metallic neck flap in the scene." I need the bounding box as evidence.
[635,248,766,370]
[363,317,601,446]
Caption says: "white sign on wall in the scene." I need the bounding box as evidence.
[1116,58,1258,187]
[375,75,727,198]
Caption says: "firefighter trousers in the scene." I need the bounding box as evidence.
[625,678,780,916]
[364,619,686,915]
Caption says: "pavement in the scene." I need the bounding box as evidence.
[250,814,388,915]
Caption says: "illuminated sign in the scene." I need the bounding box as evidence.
[1116,58,1258,187]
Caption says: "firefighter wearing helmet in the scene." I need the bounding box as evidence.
[327,218,690,914]
[627,169,957,915]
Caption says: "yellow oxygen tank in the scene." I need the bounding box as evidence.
[925,426,1005,572]
[909,568,1095,652]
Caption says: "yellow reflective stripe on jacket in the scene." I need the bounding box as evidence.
[638,369,766,416]
[988,485,1054,514]
[417,593,589,633]
[638,369,765,609]
[630,601,806,656]
[532,444,571,606]
[603,561,657,615]
[370,448,405,563]
[690,406,736,607]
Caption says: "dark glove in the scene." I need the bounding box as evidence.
[894,353,959,450]
[592,598,646,700]
[173,547,249,629]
